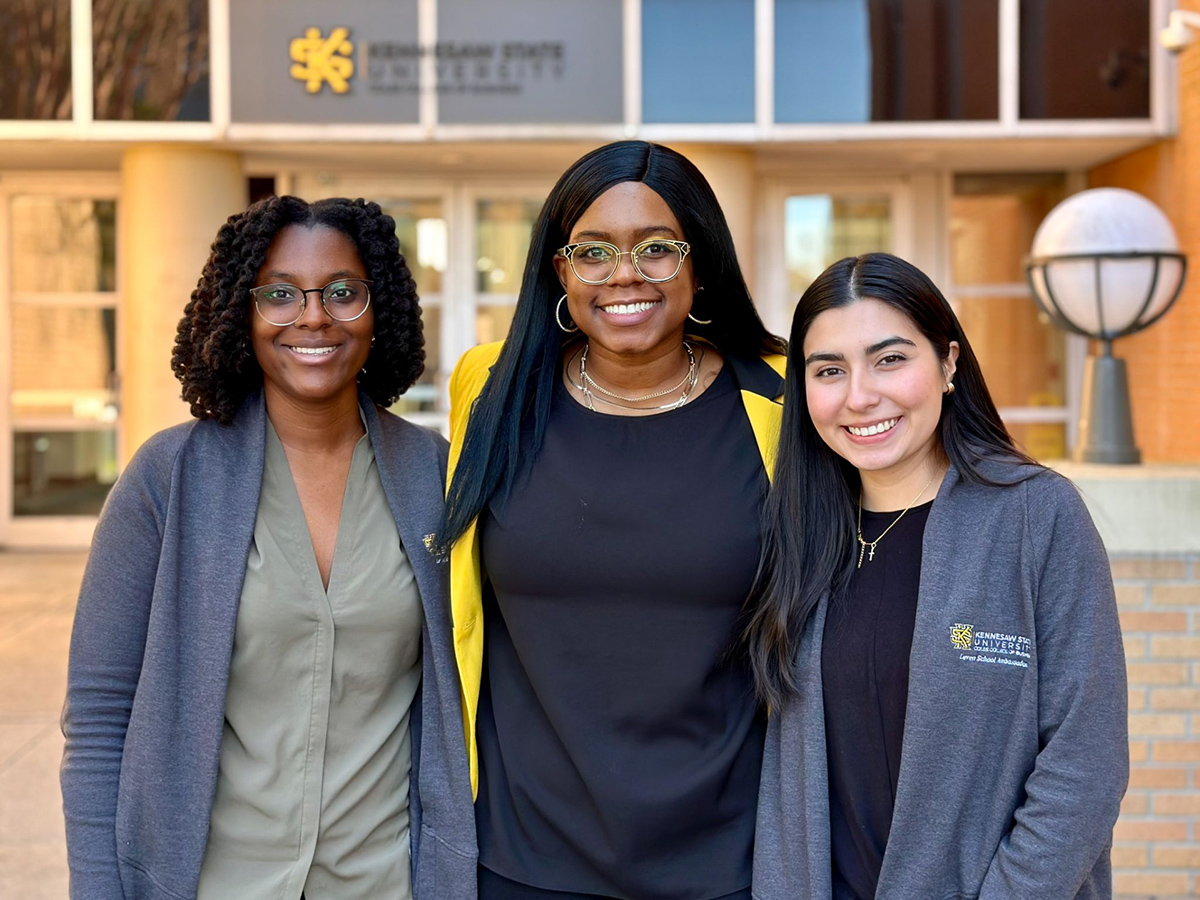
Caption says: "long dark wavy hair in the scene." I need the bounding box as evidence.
[441,140,786,549]
[744,252,1039,708]
[172,195,424,423]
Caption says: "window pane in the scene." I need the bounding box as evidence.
[0,0,72,119]
[951,174,1065,285]
[775,0,999,123]
[382,199,447,295]
[12,306,118,422]
[785,195,891,298]
[93,0,210,121]
[1020,0,1150,119]
[476,199,542,295]
[954,294,1067,409]
[642,0,754,123]
[11,198,117,293]
[13,430,118,517]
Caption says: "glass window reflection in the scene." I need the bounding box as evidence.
[382,199,447,295]
[0,0,72,119]
[785,194,891,298]
[12,306,118,423]
[12,198,117,293]
[951,173,1069,458]
[13,430,118,517]
[1020,0,1150,119]
[476,199,542,295]
[775,0,999,123]
[92,0,210,121]
[642,0,754,123]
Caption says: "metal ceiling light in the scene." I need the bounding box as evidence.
[1026,188,1186,464]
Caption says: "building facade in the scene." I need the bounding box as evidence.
[2,0,1186,546]
[4,1,1200,894]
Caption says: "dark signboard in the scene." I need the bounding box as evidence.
[229,0,623,125]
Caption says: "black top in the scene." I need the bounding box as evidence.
[822,500,933,900]
[475,364,766,900]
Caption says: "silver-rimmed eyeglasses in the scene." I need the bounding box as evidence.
[249,279,373,326]
[555,238,691,285]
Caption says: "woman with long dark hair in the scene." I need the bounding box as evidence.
[432,141,787,899]
[746,253,1127,900]
[61,196,457,900]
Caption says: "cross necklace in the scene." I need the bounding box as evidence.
[856,470,939,568]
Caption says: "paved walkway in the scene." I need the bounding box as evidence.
[0,551,86,899]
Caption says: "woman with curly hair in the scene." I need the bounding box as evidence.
[60,196,460,900]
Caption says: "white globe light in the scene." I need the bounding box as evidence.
[1029,188,1182,337]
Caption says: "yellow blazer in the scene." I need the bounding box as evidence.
[446,340,786,797]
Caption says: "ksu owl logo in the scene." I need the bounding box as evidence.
[950,623,974,650]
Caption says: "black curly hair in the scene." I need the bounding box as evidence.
[172,195,424,423]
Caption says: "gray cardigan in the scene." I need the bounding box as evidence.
[60,391,475,900]
[753,462,1129,900]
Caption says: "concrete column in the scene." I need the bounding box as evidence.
[119,145,246,456]
[672,145,758,294]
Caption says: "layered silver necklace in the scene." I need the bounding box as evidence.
[568,341,700,411]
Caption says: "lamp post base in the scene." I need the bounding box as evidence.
[1075,354,1141,465]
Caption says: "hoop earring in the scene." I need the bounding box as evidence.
[944,381,955,395]
[688,286,712,325]
[556,295,579,333]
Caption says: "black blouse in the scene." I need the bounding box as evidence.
[823,500,933,900]
[475,364,766,900]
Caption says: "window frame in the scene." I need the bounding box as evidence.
[0,0,1175,143]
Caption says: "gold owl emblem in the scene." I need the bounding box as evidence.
[951,623,974,650]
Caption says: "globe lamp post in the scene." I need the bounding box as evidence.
[1026,188,1186,464]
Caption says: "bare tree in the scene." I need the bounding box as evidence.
[0,0,72,120]
[92,0,209,120]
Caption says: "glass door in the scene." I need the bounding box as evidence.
[949,173,1079,458]
[463,186,547,350]
[759,178,913,338]
[1,183,122,547]
[290,176,550,434]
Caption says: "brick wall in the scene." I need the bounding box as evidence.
[1112,553,1200,898]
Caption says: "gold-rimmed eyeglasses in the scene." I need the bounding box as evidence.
[249,279,373,326]
[555,238,691,285]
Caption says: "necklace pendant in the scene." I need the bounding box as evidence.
[868,544,876,562]
[857,541,865,569]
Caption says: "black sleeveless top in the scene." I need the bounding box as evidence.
[475,364,767,900]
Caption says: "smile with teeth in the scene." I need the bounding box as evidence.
[600,300,661,316]
[286,345,339,356]
[847,417,900,437]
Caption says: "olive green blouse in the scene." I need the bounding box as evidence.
[197,418,422,900]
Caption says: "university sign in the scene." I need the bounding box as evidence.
[287,29,568,99]
[230,0,622,125]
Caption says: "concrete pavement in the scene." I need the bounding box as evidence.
[0,551,86,899]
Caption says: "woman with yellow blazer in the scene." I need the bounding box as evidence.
[432,141,787,900]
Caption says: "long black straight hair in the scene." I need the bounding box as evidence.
[744,252,1039,708]
[441,141,785,549]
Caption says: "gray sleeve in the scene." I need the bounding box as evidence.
[978,474,1128,898]
[59,431,178,899]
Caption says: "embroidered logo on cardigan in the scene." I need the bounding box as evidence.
[951,623,1032,669]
